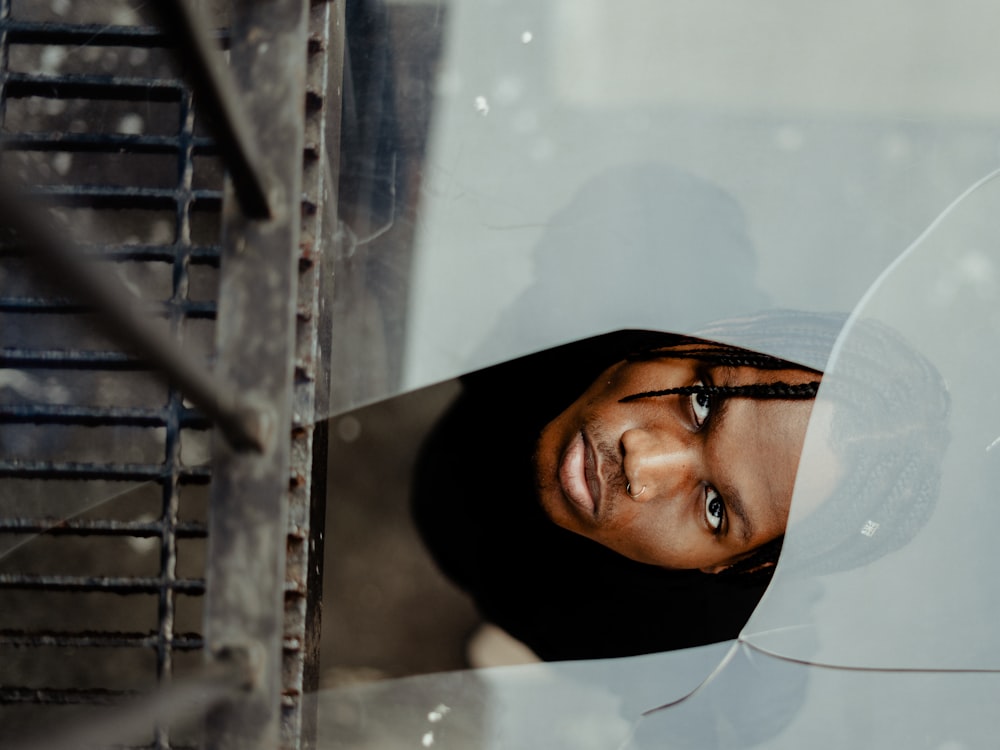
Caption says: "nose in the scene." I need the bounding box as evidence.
[620,425,702,504]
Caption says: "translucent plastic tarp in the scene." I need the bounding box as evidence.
[606,169,1000,748]
[330,0,1000,415]
[743,170,1000,670]
[8,0,1000,747]
[624,642,1000,749]
[308,168,1000,750]
[311,641,732,750]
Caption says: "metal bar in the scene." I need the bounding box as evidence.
[0,298,216,318]
[0,518,207,537]
[0,460,209,482]
[0,630,204,649]
[153,81,200,748]
[202,1,309,747]
[0,180,267,452]
[1,243,223,265]
[3,72,186,101]
[0,574,205,594]
[0,131,218,155]
[28,184,222,209]
[0,403,209,427]
[38,243,217,264]
[0,687,135,706]
[0,348,145,369]
[0,0,10,130]
[153,0,273,218]
[0,19,229,49]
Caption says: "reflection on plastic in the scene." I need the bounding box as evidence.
[310,642,731,750]
[626,643,1000,749]
[745,170,1000,670]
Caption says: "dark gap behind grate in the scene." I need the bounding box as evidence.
[0,3,225,747]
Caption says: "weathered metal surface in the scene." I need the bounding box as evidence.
[0,630,204,649]
[0,6,224,748]
[280,2,341,747]
[0,182,264,452]
[153,0,272,219]
[0,2,334,746]
[201,1,310,748]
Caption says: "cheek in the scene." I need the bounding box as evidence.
[599,506,682,563]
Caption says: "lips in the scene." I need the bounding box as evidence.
[558,431,602,518]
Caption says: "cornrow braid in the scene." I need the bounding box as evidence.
[619,380,821,404]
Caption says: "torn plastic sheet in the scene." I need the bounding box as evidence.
[8,169,1000,748]
[307,168,1000,748]
[329,0,1000,415]
[625,642,1000,749]
[308,641,731,750]
[744,169,1000,671]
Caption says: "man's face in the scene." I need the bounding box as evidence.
[533,353,816,571]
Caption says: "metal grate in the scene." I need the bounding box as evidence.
[0,4,222,747]
[0,1,337,748]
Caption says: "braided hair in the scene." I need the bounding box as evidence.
[615,310,949,580]
[778,317,950,576]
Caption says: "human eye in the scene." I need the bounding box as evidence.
[688,381,712,428]
[705,486,724,531]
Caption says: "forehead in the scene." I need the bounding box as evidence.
[706,386,814,547]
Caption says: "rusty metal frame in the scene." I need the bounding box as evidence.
[279,1,341,747]
[201,1,314,749]
[0,0,341,745]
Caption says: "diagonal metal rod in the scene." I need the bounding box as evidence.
[151,0,273,219]
[0,179,268,452]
